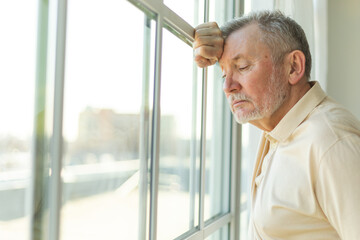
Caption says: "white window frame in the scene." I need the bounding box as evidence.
[30,0,245,239]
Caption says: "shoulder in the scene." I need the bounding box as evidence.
[295,96,360,158]
[312,100,360,240]
[311,97,360,140]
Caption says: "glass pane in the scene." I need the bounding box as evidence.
[209,0,232,25]
[205,0,233,223]
[244,0,252,14]
[61,0,155,239]
[157,28,201,240]
[0,1,37,239]
[205,224,229,240]
[164,0,204,26]
[204,64,232,221]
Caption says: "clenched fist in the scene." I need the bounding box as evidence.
[193,22,224,68]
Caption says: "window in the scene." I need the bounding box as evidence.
[61,1,155,239]
[0,0,244,239]
[0,1,37,239]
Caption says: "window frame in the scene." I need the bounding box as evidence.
[30,0,244,239]
[124,1,244,239]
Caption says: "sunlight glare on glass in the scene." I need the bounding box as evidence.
[63,0,145,142]
[0,1,37,138]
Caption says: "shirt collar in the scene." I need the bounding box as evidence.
[267,81,327,143]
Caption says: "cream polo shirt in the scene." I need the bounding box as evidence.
[249,82,360,240]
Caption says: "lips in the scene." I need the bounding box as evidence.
[232,99,247,109]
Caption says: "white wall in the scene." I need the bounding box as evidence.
[327,0,360,119]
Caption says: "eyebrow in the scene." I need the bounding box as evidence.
[232,53,245,61]
[219,53,246,67]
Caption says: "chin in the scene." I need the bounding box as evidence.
[233,115,251,124]
[235,120,249,125]
[233,111,262,124]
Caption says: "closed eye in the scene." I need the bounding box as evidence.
[239,65,249,71]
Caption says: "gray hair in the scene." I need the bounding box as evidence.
[221,10,312,79]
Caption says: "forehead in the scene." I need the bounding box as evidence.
[219,24,270,67]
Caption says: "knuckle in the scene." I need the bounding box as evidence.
[215,36,224,43]
[194,23,204,30]
[209,22,218,28]
[195,22,210,30]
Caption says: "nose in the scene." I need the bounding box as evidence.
[223,72,241,95]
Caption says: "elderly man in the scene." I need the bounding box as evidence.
[194,11,360,240]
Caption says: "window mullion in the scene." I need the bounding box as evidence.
[149,14,163,240]
[129,0,194,42]
[199,67,207,231]
[189,58,199,229]
[234,0,243,18]
[139,15,153,240]
[49,0,67,240]
[30,0,50,239]
[161,4,194,43]
[203,214,232,238]
[198,0,210,232]
[230,121,242,240]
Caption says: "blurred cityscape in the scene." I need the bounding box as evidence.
[66,107,177,165]
[68,107,142,164]
[0,107,194,221]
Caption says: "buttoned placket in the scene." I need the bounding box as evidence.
[254,134,278,188]
[251,133,279,240]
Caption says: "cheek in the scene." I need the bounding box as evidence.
[244,73,272,103]
[243,77,265,96]
[246,64,273,89]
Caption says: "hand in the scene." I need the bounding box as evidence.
[193,22,224,68]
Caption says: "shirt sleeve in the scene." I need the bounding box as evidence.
[316,134,360,240]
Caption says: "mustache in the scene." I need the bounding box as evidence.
[228,93,252,103]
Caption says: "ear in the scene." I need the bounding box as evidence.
[286,50,306,85]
